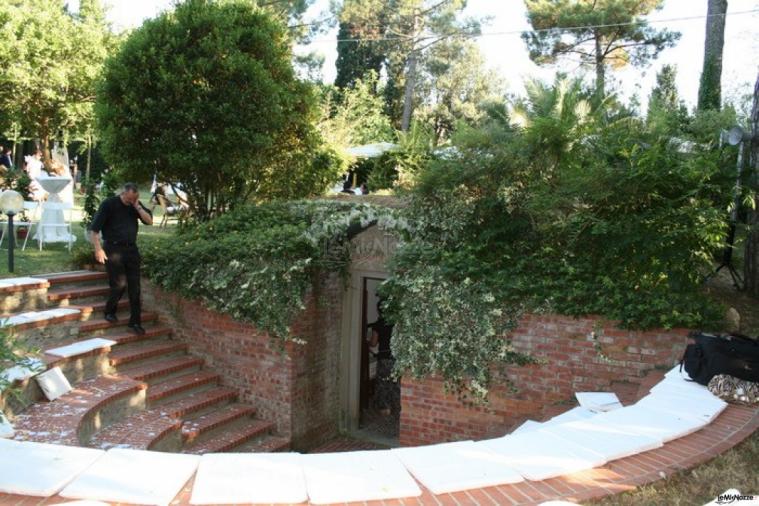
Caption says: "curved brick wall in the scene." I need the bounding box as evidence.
[401,314,690,446]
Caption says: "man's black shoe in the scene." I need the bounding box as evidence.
[128,324,146,335]
[104,314,118,323]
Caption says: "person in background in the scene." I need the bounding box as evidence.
[90,182,153,335]
[0,147,13,170]
[25,149,46,201]
[367,302,399,416]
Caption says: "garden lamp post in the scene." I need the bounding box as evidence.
[0,190,24,273]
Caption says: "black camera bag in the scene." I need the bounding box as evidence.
[680,332,759,386]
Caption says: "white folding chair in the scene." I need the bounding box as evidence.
[0,201,39,251]
[37,201,75,252]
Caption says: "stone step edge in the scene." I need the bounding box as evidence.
[47,285,111,302]
[159,387,239,419]
[183,419,274,454]
[40,271,108,286]
[89,410,182,451]
[79,312,159,333]
[109,341,188,367]
[119,356,205,382]
[2,308,82,331]
[147,371,220,402]
[181,404,257,440]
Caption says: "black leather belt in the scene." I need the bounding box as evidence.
[105,240,136,247]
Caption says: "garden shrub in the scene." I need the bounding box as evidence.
[141,200,400,340]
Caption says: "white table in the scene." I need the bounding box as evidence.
[34,175,76,246]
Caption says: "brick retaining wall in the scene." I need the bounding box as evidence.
[142,275,343,450]
[400,314,690,446]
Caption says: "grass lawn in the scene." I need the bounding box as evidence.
[592,429,759,505]
[0,211,175,278]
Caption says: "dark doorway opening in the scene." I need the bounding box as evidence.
[357,277,400,445]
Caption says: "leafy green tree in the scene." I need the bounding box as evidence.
[337,0,477,129]
[321,72,395,148]
[647,64,688,130]
[334,19,385,89]
[96,0,335,220]
[522,0,680,96]
[0,0,111,169]
[416,39,505,142]
[697,0,728,111]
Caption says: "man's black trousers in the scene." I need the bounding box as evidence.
[104,244,141,325]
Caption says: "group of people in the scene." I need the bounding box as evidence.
[0,144,75,204]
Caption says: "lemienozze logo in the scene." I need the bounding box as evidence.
[714,491,757,505]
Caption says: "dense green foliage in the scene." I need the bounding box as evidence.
[96,0,338,221]
[388,80,728,330]
[522,0,680,95]
[0,0,112,167]
[142,200,397,339]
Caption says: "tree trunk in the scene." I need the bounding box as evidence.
[401,50,418,132]
[698,0,727,111]
[86,134,92,183]
[594,31,605,97]
[744,70,759,297]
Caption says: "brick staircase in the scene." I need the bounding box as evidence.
[3,270,289,454]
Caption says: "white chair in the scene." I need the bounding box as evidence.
[36,201,75,252]
[0,201,39,251]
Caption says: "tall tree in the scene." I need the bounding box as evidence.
[646,64,688,129]
[0,0,111,168]
[96,0,333,221]
[334,20,385,89]
[745,70,759,297]
[337,0,476,130]
[416,39,505,142]
[697,0,728,111]
[522,0,680,97]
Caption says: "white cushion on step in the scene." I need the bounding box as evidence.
[511,419,543,434]
[392,440,523,495]
[60,448,200,506]
[591,404,705,443]
[479,430,607,481]
[301,450,421,504]
[0,277,46,289]
[0,412,13,438]
[46,338,117,358]
[35,366,72,401]
[543,406,597,426]
[0,358,45,386]
[2,308,80,327]
[540,418,663,462]
[190,453,306,505]
[0,438,104,496]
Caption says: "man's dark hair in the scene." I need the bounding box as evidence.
[122,182,139,193]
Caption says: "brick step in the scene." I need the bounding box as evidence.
[89,410,181,451]
[73,299,130,317]
[147,370,220,403]
[79,311,158,333]
[183,418,274,454]
[11,375,147,446]
[47,285,110,302]
[109,341,188,367]
[157,387,238,419]
[101,325,173,346]
[181,404,256,442]
[119,356,204,383]
[237,435,291,453]
[39,270,108,286]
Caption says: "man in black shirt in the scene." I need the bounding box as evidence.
[90,182,153,334]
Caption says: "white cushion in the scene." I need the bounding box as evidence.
[35,366,72,401]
